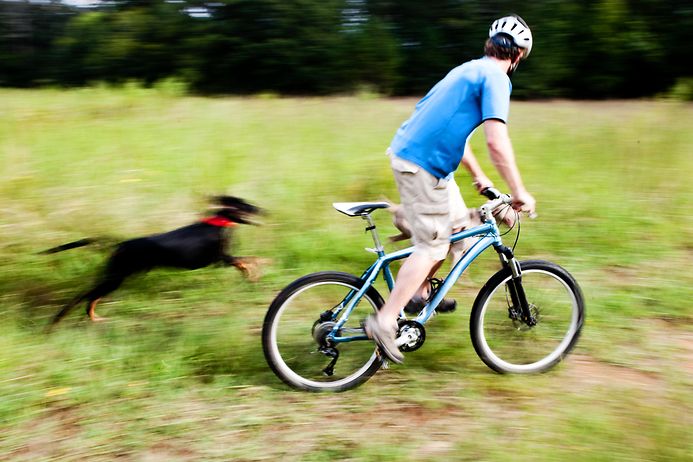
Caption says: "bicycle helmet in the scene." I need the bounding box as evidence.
[489,15,533,59]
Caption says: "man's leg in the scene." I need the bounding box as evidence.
[366,251,440,364]
[367,153,451,363]
[405,176,469,312]
[377,251,440,323]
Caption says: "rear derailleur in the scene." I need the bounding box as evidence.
[312,319,340,376]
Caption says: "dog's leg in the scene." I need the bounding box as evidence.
[49,260,127,328]
[388,233,411,243]
[87,298,107,322]
[449,209,484,268]
[232,257,259,281]
[49,274,122,328]
[449,238,473,268]
[223,255,267,282]
[387,203,413,243]
[80,274,125,322]
[49,292,88,328]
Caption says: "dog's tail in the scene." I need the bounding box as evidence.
[38,238,95,255]
[46,290,89,332]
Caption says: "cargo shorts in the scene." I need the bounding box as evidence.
[389,151,469,261]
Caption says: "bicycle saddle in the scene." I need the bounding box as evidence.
[332,202,390,217]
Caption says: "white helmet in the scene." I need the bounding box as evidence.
[489,15,533,59]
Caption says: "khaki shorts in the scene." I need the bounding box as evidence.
[390,153,469,261]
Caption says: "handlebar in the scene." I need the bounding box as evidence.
[479,187,537,220]
[480,187,503,200]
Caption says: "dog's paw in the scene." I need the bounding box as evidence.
[237,257,272,282]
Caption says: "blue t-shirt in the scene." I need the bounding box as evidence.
[390,57,511,179]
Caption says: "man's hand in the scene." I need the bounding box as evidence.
[511,189,536,216]
[494,204,517,227]
[472,174,494,193]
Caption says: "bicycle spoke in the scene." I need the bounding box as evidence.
[263,272,383,391]
[471,261,584,373]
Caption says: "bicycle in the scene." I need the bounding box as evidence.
[262,189,585,392]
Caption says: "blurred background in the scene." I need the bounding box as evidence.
[1,1,692,461]
[1,0,692,98]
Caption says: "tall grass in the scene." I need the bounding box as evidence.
[1,89,691,461]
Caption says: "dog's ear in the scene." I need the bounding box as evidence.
[214,204,263,225]
[211,195,264,215]
[212,195,246,208]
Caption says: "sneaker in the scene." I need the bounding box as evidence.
[403,296,457,315]
[363,315,404,364]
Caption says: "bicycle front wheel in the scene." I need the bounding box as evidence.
[262,271,384,392]
[470,260,585,373]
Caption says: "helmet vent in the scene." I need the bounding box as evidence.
[489,15,533,59]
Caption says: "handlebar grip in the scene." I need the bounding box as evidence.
[480,187,502,200]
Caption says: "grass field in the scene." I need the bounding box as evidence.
[1,88,691,461]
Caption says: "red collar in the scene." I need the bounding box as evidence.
[201,216,237,228]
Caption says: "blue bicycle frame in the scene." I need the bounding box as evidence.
[327,219,505,344]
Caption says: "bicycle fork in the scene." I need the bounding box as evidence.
[495,245,536,327]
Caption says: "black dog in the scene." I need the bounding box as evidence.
[43,196,264,325]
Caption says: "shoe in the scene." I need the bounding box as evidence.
[403,296,457,315]
[363,315,404,364]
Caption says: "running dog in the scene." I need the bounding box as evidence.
[385,192,515,315]
[385,192,515,260]
[43,196,264,326]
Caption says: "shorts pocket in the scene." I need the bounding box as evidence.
[390,155,420,174]
[416,176,449,215]
[413,200,449,217]
[411,202,450,242]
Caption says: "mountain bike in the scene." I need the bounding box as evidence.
[262,189,585,391]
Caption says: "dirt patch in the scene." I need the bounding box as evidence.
[563,318,693,392]
[565,354,662,390]
[141,442,198,462]
[640,318,693,375]
[6,405,84,461]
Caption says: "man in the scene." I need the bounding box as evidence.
[365,15,537,364]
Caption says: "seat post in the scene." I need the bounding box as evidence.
[362,214,385,255]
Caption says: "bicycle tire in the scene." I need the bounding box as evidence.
[262,271,385,392]
[470,260,585,373]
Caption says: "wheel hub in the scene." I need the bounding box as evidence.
[511,304,540,331]
[312,321,337,346]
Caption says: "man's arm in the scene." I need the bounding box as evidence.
[461,142,494,192]
[482,119,536,213]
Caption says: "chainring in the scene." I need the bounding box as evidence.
[397,320,426,352]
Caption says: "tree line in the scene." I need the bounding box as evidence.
[1,0,691,98]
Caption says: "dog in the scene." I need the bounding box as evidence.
[385,195,515,265]
[43,196,264,326]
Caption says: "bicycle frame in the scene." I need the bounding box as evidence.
[327,218,505,344]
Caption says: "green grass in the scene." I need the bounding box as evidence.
[1,88,691,461]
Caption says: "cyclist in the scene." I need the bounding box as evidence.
[365,15,537,364]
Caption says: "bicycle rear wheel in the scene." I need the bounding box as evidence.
[470,260,585,373]
[262,271,384,392]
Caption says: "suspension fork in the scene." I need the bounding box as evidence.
[495,245,536,326]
